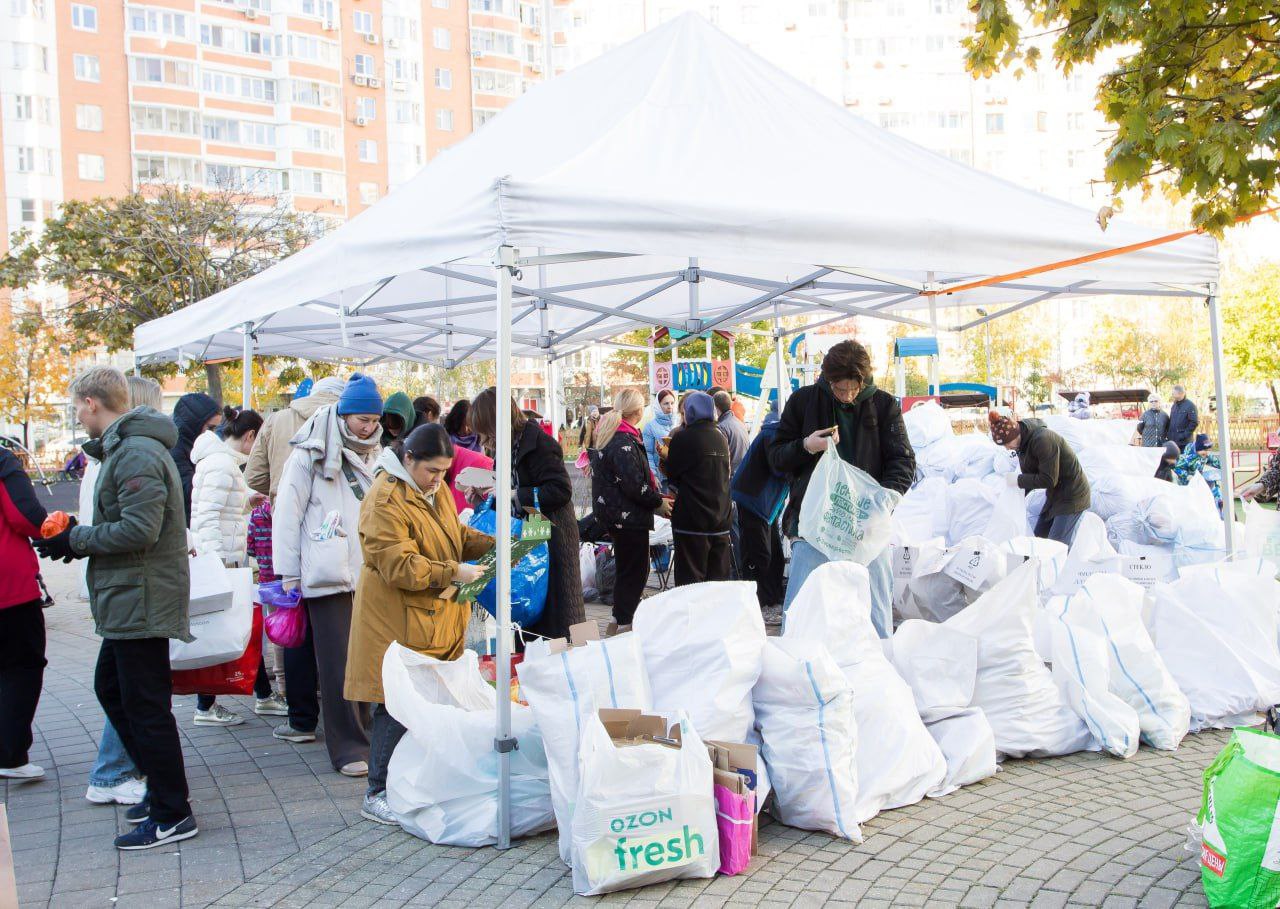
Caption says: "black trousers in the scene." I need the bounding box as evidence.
[672,532,732,587]
[0,600,46,768]
[94,637,192,825]
[367,703,407,797]
[738,510,785,609]
[610,528,651,626]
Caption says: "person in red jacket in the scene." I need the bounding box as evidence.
[0,446,49,780]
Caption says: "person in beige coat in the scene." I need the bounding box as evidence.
[346,423,492,825]
[245,376,344,498]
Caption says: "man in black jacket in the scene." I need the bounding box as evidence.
[768,341,915,637]
[665,391,733,585]
[989,412,1091,545]
[1167,385,1199,451]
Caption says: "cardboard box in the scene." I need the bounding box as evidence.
[189,553,234,616]
[706,740,760,854]
[597,708,681,749]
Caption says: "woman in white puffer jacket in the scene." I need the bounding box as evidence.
[190,407,264,566]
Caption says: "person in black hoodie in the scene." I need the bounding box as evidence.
[170,392,222,521]
[589,389,671,627]
[768,340,914,637]
[665,390,733,586]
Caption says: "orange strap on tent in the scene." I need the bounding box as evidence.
[922,206,1278,298]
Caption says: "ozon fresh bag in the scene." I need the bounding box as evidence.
[569,711,718,896]
[1198,729,1280,908]
[798,447,900,564]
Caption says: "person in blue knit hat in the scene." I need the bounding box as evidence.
[270,371,383,777]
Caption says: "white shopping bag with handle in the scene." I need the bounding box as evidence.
[170,568,253,669]
[798,447,900,564]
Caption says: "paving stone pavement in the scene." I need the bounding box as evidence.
[5,560,1221,909]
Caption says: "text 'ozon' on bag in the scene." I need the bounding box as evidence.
[798,446,900,564]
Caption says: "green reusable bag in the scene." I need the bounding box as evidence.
[1199,728,1280,908]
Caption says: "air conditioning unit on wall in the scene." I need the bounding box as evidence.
[353,74,368,86]
[355,116,368,126]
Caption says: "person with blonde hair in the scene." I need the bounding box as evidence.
[589,388,670,627]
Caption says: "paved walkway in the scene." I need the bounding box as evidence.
[6,560,1219,908]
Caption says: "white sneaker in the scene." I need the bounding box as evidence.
[0,763,45,780]
[193,704,244,727]
[339,761,368,778]
[253,693,288,716]
[86,778,147,805]
[360,794,398,826]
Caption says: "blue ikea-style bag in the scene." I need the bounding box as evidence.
[467,497,549,628]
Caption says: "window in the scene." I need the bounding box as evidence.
[432,27,450,50]
[205,70,277,101]
[130,6,187,36]
[432,0,448,7]
[352,9,373,33]
[243,30,276,56]
[71,3,97,30]
[878,112,915,129]
[354,53,374,76]
[387,58,418,81]
[435,108,453,131]
[433,67,452,89]
[10,43,50,72]
[74,53,100,81]
[200,23,235,48]
[355,96,376,119]
[20,199,37,223]
[471,29,516,56]
[985,113,1005,134]
[927,111,965,129]
[290,79,337,107]
[76,103,103,130]
[131,105,199,134]
[472,69,520,96]
[393,101,420,124]
[78,153,106,181]
[288,34,337,64]
[131,56,195,87]
[134,154,199,183]
[1066,112,1085,130]
[300,125,338,151]
[357,139,378,162]
[1036,111,1048,132]
[474,108,497,127]
[10,95,32,119]
[359,182,379,204]
[14,147,36,173]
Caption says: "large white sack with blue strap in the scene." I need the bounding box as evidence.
[752,638,860,840]
[519,632,653,864]
[944,561,1095,758]
[1143,562,1280,731]
[381,644,555,846]
[924,708,998,796]
[1045,575,1189,750]
[1049,622,1141,758]
[786,561,946,821]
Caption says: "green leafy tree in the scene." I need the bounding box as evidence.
[1083,313,1204,391]
[965,1,1279,231]
[1222,262,1280,413]
[0,183,325,403]
[956,309,1052,390]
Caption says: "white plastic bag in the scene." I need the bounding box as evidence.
[580,544,598,599]
[925,709,998,796]
[944,562,1094,758]
[570,712,718,896]
[1049,622,1141,758]
[518,633,653,864]
[943,480,1026,545]
[1245,502,1280,573]
[753,638,859,840]
[169,567,254,669]
[381,644,555,846]
[798,447,900,564]
[902,399,952,450]
[784,561,946,821]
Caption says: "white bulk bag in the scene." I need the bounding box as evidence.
[570,713,718,896]
[903,399,953,450]
[797,447,900,564]
[925,709,998,797]
[944,562,1094,758]
[169,567,254,669]
[753,639,859,841]
[917,434,1006,482]
[890,620,978,721]
[519,633,653,864]
[785,562,946,821]
[1144,570,1280,731]
[381,644,555,847]
[1049,622,1141,758]
[1048,575,1189,750]
[1077,444,1163,480]
[944,479,1026,545]
[1044,416,1139,451]
[999,536,1068,594]
[1244,502,1280,574]
[891,477,947,544]
[1052,513,1122,595]
[899,537,1008,624]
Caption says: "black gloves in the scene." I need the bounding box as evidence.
[34,526,81,563]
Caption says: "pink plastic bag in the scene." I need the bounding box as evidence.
[264,600,307,648]
[713,784,754,876]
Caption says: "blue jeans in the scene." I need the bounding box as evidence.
[782,539,893,639]
[89,719,140,788]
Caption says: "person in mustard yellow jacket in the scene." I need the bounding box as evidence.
[346,423,492,826]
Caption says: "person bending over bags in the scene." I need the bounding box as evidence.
[989,411,1091,545]
[345,423,493,826]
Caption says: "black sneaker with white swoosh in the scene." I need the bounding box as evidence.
[114,815,198,850]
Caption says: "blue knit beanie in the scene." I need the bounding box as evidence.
[336,373,383,416]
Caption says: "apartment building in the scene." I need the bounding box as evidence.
[0,0,572,251]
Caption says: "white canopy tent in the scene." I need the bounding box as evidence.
[134,13,1233,847]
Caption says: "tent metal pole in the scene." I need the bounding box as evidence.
[926,272,939,395]
[1207,292,1236,552]
[773,303,787,411]
[545,355,560,438]
[240,322,253,408]
[493,244,518,850]
[647,336,655,391]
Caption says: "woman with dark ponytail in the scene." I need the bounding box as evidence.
[346,423,494,825]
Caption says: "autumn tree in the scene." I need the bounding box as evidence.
[965,1,1279,231]
[1083,313,1205,391]
[1222,261,1280,413]
[955,308,1052,390]
[0,183,325,403]
[0,302,74,450]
